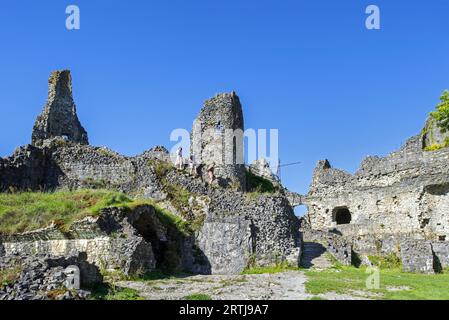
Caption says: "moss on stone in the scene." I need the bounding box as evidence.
[147,159,192,218]
[245,170,277,194]
[0,265,23,287]
[423,137,449,151]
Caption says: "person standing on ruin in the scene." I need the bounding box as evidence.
[189,155,197,176]
[207,162,215,184]
[175,147,183,170]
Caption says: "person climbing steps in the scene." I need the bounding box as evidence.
[207,162,215,185]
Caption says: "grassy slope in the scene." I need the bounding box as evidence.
[0,189,190,235]
[0,190,133,234]
[305,266,449,300]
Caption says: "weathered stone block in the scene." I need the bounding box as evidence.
[32,70,88,147]
[196,217,251,275]
[432,241,449,269]
[400,240,435,274]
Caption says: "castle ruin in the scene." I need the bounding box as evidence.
[31,70,88,147]
[1,69,448,283]
[191,92,246,190]
[300,110,449,273]
[0,70,301,279]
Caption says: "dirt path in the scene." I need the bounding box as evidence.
[116,271,366,300]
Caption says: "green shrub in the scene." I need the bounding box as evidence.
[430,90,449,132]
[424,144,444,151]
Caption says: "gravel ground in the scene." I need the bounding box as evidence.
[116,271,368,300]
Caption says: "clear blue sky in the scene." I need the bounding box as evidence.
[1,0,448,201]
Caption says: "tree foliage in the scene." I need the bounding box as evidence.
[430,90,449,132]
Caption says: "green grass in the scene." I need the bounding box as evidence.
[246,170,277,194]
[0,189,193,236]
[308,296,327,300]
[184,293,213,300]
[90,284,144,300]
[242,262,300,275]
[305,266,449,300]
[132,269,190,282]
[368,254,402,269]
[0,189,132,234]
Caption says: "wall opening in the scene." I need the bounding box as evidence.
[131,211,167,268]
[215,120,222,133]
[333,207,352,225]
[294,204,308,218]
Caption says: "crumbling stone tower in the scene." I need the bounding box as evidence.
[192,92,246,190]
[31,70,88,147]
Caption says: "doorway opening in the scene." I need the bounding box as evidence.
[333,207,352,225]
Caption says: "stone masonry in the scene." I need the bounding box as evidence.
[0,70,302,278]
[31,70,88,147]
[191,92,246,190]
[301,113,449,272]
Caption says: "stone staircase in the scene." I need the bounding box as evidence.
[300,242,333,269]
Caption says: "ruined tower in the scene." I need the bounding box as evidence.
[191,92,246,190]
[31,70,88,147]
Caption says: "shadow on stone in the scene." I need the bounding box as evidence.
[300,242,327,269]
[46,252,103,288]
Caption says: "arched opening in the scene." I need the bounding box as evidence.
[215,120,222,133]
[294,204,308,218]
[333,207,352,225]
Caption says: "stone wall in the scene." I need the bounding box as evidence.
[0,253,103,300]
[301,229,352,266]
[191,92,246,190]
[0,205,207,275]
[195,217,251,274]
[400,240,435,274]
[422,116,449,149]
[32,70,88,147]
[0,207,155,275]
[432,241,449,269]
[304,135,449,241]
[0,145,47,192]
[301,123,449,273]
[0,72,302,276]
[0,142,301,274]
[0,140,169,199]
[163,169,301,274]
